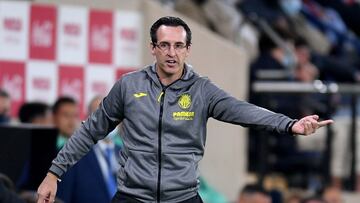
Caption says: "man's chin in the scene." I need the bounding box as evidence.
[165,66,180,73]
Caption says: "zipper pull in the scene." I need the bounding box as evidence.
[157,91,164,103]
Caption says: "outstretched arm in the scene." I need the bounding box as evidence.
[37,79,125,202]
[291,115,333,135]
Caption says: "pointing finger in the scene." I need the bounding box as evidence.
[318,119,334,127]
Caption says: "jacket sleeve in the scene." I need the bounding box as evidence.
[204,79,295,134]
[49,79,125,177]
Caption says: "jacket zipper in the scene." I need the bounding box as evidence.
[157,89,166,203]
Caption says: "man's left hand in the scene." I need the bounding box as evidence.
[292,115,333,135]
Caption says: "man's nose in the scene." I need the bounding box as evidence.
[167,45,176,56]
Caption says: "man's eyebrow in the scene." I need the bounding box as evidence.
[158,41,185,44]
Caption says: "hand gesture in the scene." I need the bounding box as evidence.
[292,115,333,135]
[37,173,58,203]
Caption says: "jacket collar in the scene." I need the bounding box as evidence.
[144,63,200,90]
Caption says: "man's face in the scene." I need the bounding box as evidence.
[33,109,53,126]
[323,187,342,203]
[0,96,10,116]
[239,193,272,203]
[151,25,190,79]
[53,103,79,137]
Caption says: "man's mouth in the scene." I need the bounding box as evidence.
[166,60,177,65]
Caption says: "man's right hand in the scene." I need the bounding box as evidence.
[37,172,58,203]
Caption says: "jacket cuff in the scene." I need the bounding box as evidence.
[48,164,65,178]
[286,119,298,136]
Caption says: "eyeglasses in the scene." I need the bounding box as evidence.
[153,42,188,53]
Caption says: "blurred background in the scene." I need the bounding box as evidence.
[1,0,360,202]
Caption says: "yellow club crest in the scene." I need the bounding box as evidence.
[178,94,191,109]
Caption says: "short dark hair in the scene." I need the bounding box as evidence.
[52,97,77,114]
[18,102,50,123]
[150,16,192,46]
[240,184,269,196]
[0,89,9,98]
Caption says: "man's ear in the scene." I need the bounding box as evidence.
[150,43,156,56]
[185,45,191,57]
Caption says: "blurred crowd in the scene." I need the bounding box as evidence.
[0,92,123,203]
[159,0,360,202]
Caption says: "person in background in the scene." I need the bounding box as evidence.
[322,186,342,203]
[198,176,228,203]
[300,196,327,203]
[18,102,52,125]
[56,96,120,203]
[0,89,11,124]
[52,97,79,150]
[237,184,272,203]
[286,194,302,203]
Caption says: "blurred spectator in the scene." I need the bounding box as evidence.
[237,184,271,203]
[15,102,54,192]
[0,89,11,124]
[315,0,360,37]
[293,37,319,83]
[278,0,331,55]
[238,0,331,55]
[249,28,330,189]
[293,37,329,117]
[286,193,302,203]
[52,97,79,150]
[302,0,360,59]
[322,186,342,203]
[300,196,327,203]
[198,176,228,203]
[249,28,300,116]
[56,96,120,203]
[18,102,52,125]
[240,0,360,83]
[250,28,296,82]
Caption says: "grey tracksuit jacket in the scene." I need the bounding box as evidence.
[49,64,295,203]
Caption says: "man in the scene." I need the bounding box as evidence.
[56,96,120,203]
[52,97,79,150]
[237,184,271,203]
[37,16,333,203]
[322,186,342,203]
[18,102,52,125]
[0,89,11,124]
